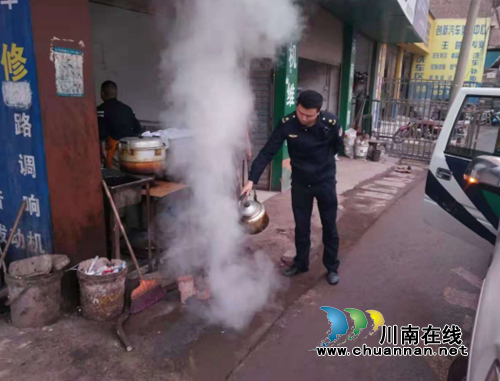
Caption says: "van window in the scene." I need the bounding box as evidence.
[445,96,500,159]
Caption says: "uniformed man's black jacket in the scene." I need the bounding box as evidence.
[249,111,343,186]
[97,98,142,141]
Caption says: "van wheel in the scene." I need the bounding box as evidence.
[447,355,468,381]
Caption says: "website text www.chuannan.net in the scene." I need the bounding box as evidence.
[316,344,468,357]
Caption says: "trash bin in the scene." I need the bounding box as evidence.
[77,258,127,321]
[372,149,382,162]
[6,270,63,329]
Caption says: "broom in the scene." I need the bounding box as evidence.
[102,180,165,314]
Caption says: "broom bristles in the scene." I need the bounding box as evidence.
[130,284,166,314]
[132,279,161,299]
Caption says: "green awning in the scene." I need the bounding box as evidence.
[319,0,425,44]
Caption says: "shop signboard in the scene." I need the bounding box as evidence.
[272,42,298,191]
[411,18,490,99]
[0,0,54,261]
[412,18,490,83]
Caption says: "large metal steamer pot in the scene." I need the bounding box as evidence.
[118,137,166,175]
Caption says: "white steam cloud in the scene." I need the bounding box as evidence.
[159,0,303,330]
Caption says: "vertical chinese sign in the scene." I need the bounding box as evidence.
[411,18,491,85]
[272,42,298,192]
[1,0,53,261]
[284,43,299,115]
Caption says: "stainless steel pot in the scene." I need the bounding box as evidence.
[119,137,166,175]
[238,190,269,235]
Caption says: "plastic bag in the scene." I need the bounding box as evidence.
[343,128,357,159]
[355,137,368,159]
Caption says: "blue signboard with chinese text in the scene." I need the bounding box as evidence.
[1,0,54,262]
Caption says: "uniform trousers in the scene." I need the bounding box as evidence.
[291,179,340,273]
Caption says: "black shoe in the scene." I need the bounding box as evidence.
[327,271,339,285]
[283,265,308,277]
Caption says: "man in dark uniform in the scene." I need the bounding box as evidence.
[97,81,142,168]
[241,90,343,285]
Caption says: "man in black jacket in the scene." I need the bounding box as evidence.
[97,81,142,168]
[241,90,343,285]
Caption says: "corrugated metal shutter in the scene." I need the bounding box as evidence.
[298,58,341,114]
[249,58,274,190]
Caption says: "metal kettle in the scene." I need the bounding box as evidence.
[238,190,269,235]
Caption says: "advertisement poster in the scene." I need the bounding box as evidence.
[412,18,491,83]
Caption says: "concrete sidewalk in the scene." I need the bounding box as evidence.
[336,156,399,196]
[257,156,398,204]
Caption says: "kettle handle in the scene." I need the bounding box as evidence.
[239,187,258,207]
[238,193,251,208]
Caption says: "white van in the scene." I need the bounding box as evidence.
[424,88,500,381]
[424,88,500,252]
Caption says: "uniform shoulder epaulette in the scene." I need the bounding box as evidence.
[281,112,296,124]
[320,112,337,126]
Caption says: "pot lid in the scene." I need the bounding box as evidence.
[119,137,164,149]
[239,199,262,218]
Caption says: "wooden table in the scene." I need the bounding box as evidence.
[142,181,189,199]
[141,181,190,267]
